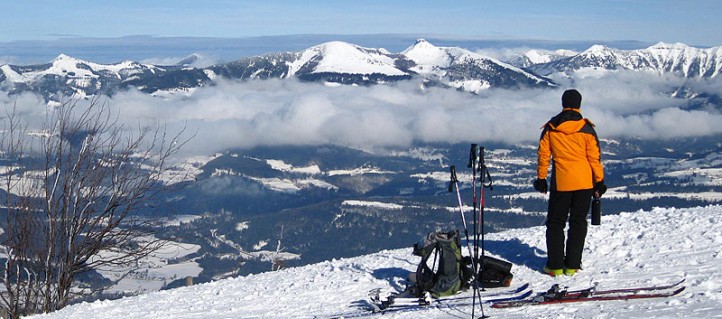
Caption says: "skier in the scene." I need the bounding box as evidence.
[533,89,606,277]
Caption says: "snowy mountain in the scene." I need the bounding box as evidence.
[507,49,578,68]
[290,41,408,76]
[28,205,722,318]
[402,39,554,92]
[0,54,206,100]
[530,42,722,78]
[208,41,415,85]
[0,39,555,102]
[5,40,721,103]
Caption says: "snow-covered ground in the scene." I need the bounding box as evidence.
[31,205,722,319]
[91,238,203,295]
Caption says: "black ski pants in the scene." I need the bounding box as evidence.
[545,188,594,270]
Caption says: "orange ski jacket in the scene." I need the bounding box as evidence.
[537,108,604,192]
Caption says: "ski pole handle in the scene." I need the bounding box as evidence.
[449,165,457,192]
[468,144,478,168]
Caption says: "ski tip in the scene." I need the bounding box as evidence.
[655,277,686,290]
[673,286,686,295]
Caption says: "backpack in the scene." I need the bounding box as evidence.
[411,231,514,298]
[412,230,467,297]
[477,255,514,288]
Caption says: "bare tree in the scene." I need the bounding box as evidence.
[0,98,188,317]
[271,225,296,271]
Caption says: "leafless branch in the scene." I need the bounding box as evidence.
[0,97,190,316]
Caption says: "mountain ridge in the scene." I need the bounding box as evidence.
[528,41,722,78]
[2,39,721,104]
[2,39,556,102]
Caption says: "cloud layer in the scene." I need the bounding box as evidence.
[3,71,722,159]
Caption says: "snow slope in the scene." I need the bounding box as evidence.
[31,205,722,319]
[1,54,152,83]
[288,41,406,76]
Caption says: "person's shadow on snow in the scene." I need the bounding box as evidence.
[481,238,546,270]
[371,267,411,292]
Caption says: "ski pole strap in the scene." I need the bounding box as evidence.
[478,146,494,191]
[484,167,493,190]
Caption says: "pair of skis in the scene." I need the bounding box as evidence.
[323,283,531,318]
[369,282,531,312]
[491,279,686,308]
[326,279,684,318]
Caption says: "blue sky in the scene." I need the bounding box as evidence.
[2,0,721,47]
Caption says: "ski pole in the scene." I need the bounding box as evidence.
[449,165,487,319]
[449,165,474,255]
[477,147,493,294]
[467,144,482,316]
[468,144,478,259]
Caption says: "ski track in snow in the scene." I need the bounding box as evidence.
[30,205,722,319]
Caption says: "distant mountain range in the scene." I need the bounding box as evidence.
[527,42,722,78]
[3,39,719,103]
[507,49,578,68]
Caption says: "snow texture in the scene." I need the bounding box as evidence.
[289,41,406,76]
[29,205,722,318]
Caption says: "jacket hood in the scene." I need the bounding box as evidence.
[547,109,587,134]
[549,119,587,134]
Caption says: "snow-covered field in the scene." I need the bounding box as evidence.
[31,205,722,319]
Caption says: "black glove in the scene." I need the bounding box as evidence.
[594,181,607,197]
[533,178,548,194]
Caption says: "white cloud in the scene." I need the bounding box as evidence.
[3,72,721,160]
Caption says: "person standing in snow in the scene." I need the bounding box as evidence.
[534,89,606,277]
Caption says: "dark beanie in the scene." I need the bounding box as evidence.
[561,89,582,109]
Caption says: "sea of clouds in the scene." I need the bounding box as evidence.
[2,68,722,160]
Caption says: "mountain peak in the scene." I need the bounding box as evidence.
[405,38,438,51]
[176,54,201,66]
[293,41,405,76]
[402,38,446,65]
[308,41,389,58]
[314,40,355,50]
[49,54,91,73]
[53,53,81,63]
[584,44,614,54]
[650,42,689,49]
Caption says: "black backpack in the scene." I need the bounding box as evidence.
[477,255,514,288]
